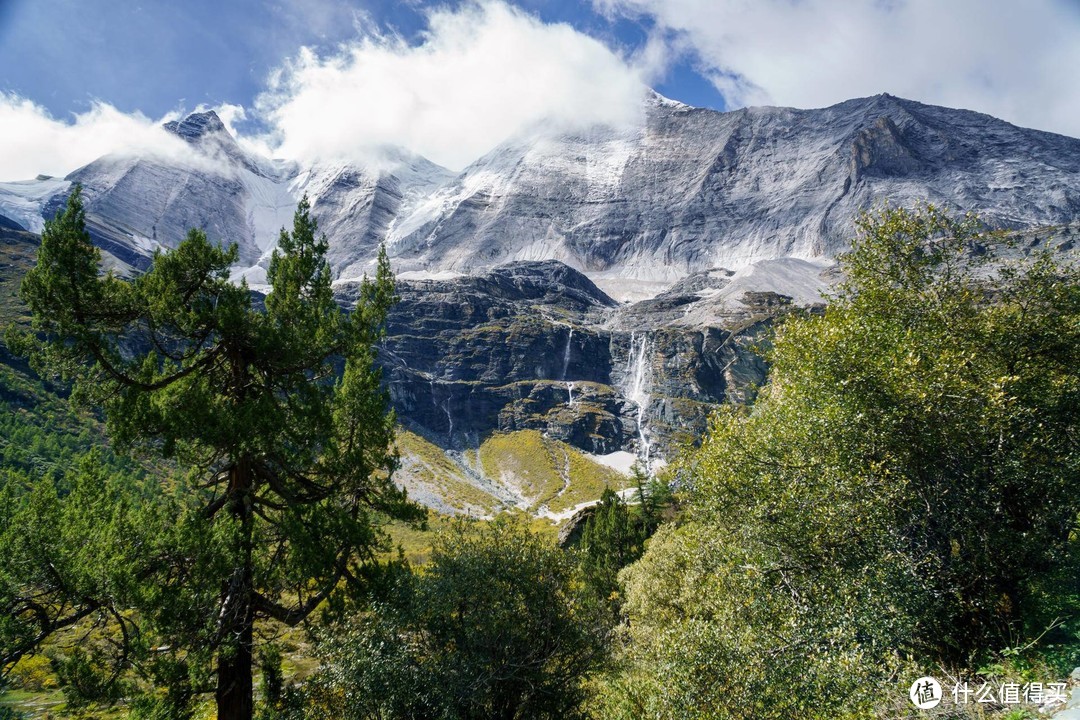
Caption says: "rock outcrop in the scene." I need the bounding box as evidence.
[337,260,795,463]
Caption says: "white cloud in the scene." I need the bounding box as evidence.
[256,1,649,170]
[0,2,649,181]
[0,95,218,182]
[596,0,1080,138]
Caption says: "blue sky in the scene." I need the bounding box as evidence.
[0,0,722,123]
[1,0,1078,179]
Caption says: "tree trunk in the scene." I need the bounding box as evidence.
[216,602,254,720]
[217,457,255,720]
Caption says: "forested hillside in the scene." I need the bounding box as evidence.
[3,201,1080,720]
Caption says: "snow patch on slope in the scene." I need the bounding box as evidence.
[720,257,833,307]
[242,168,300,255]
[0,177,70,233]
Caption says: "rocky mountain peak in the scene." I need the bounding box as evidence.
[160,109,281,182]
[163,110,228,143]
[5,91,1080,298]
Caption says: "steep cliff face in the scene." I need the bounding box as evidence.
[335,260,796,467]
[32,113,451,282]
[41,112,298,273]
[292,152,456,281]
[382,93,1080,284]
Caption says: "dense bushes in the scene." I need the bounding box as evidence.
[296,519,610,720]
[599,207,1080,718]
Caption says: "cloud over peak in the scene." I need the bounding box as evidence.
[257,1,648,171]
[597,0,1080,139]
[0,2,649,181]
[0,96,198,181]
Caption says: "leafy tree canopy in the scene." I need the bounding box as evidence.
[300,519,609,720]
[604,206,1080,719]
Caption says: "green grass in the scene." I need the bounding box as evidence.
[0,687,68,718]
[383,513,463,567]
[478,430,630,514]
[479,430,563,506]
[394,429,502,515]
[0,227,38,328]
[554,446,629,513]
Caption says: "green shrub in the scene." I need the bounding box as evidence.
[300,519,609,720]
[599,206,1080,719]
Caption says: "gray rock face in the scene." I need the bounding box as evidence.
[386,93,1080,282]
[35,112,453,280]
[8,92,1080,291]
[163,111,228,142]
[295,153,456,281]
[6,93,1080,464]
[0,214,25,232]
[339,260,781,461]
[42,111,286,270]
[55,154,255,269]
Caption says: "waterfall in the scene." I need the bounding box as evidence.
[560,326,574,381]
[567,381,575,408]
[622,332,653,470]
[444,395,454,443]
[431,377,454,444]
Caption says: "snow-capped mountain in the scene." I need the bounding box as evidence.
[4,111,299,277]
[3,91,1079,294]
[4,91,1080,495]
[293,151,456,282]
[386,90,1080,289]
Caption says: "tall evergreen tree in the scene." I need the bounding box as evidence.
[579,488,644,610]
[5,186,422,719]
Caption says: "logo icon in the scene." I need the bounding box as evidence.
[910,676,942,709]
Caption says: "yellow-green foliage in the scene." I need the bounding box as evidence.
[598,206,1080,719]
[0,228,37,327]
[556,447,628,513]
[500,508,561,542]
[479,430,562,506]
[384,513,457,566]
[478,430,628,513]
[7,654,56,692]
[394,430,501,515]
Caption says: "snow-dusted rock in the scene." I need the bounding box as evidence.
[3,92,1079,297]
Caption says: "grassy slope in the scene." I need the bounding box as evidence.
[394,427,635,519]
[478,429,630,515]
[393,429,503,516]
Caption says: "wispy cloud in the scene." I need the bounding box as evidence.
[0,95,199,181]
[596,0,1080,138]
[256,1,648,170]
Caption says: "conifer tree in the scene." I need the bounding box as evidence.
[5,186,422,719]
[579,488,644,609]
